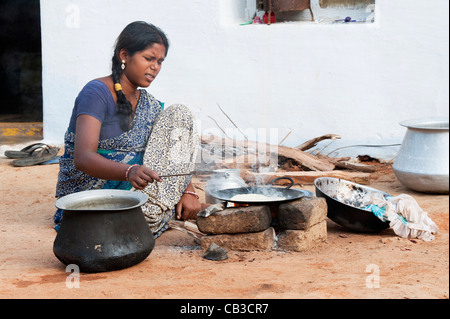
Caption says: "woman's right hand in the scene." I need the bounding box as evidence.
[127,165,162,190]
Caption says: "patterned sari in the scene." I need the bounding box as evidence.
[56,89,161,197]
[137,104,199,237]
[55,89,199,238]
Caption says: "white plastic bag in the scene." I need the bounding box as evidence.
[365,194,439,241]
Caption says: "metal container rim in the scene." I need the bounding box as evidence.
[399,117,449,131]
[55,189,148,211]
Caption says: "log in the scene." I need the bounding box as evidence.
[277,145,335,171]
[315,153,377,172]
[333,161,377,172]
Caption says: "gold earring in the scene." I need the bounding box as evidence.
[121,60,126,70]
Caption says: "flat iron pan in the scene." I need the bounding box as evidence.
[210,187,313,204]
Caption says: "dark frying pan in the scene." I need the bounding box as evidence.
[208,177,313,205]
[314,177,390,232]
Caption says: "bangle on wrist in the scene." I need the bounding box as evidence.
[125,164,140,181]
[184,191,199,199]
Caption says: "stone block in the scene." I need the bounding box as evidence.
[278,196,327,230]
[276,220,327,252]
[197,205,271,235]
[200,227,276,252]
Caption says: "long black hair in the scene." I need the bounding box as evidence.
[112,21,169,131]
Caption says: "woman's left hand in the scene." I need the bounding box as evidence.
[176,192,202,220]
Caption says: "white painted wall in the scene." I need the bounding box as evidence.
[40,0,449,159]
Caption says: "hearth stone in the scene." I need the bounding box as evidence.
[196,194,328,252]
[200,227,276,252]
[276,221,327,252]
[278,197,327,230]
[197,205,271,235]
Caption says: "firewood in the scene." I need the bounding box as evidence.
[200,135,336,172]
[296,134,341,151]
[316,153,350,164]
[316,153,377,172]
[277,145,335,171]
[333,161,377,172]
[168,220,205,243]
[244,170,371,185]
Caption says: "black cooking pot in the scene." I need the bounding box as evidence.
[314,177,390,233]
[53,189,154,273]
[209,177,313,205]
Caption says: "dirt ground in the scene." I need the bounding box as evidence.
[0,145,448,300]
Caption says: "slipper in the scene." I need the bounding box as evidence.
[12,146,60,167]
[40,155,61,165]
[4,143,47,159]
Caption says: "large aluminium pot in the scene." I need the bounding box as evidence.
[314,177,390,233]
[53,189,154,273]
[393,117,449,194]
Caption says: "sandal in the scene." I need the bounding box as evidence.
[4,143,47,159]
[12,145,60,167]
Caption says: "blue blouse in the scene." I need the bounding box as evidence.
[68,80,124,141]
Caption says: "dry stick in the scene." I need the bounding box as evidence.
[217,103,248,140]
[325,144,402,157]
[208,115,230,139]
[279,129,294,146]
[334,161,377,172]
[296,134,341,151]
[168,220,205,244]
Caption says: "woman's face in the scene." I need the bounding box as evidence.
[122,43,166,88]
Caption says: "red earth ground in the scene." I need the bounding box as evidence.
[0,150,448,300]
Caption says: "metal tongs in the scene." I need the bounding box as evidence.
[158,170,216,178]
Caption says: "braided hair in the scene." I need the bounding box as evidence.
[112,21,169,131]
